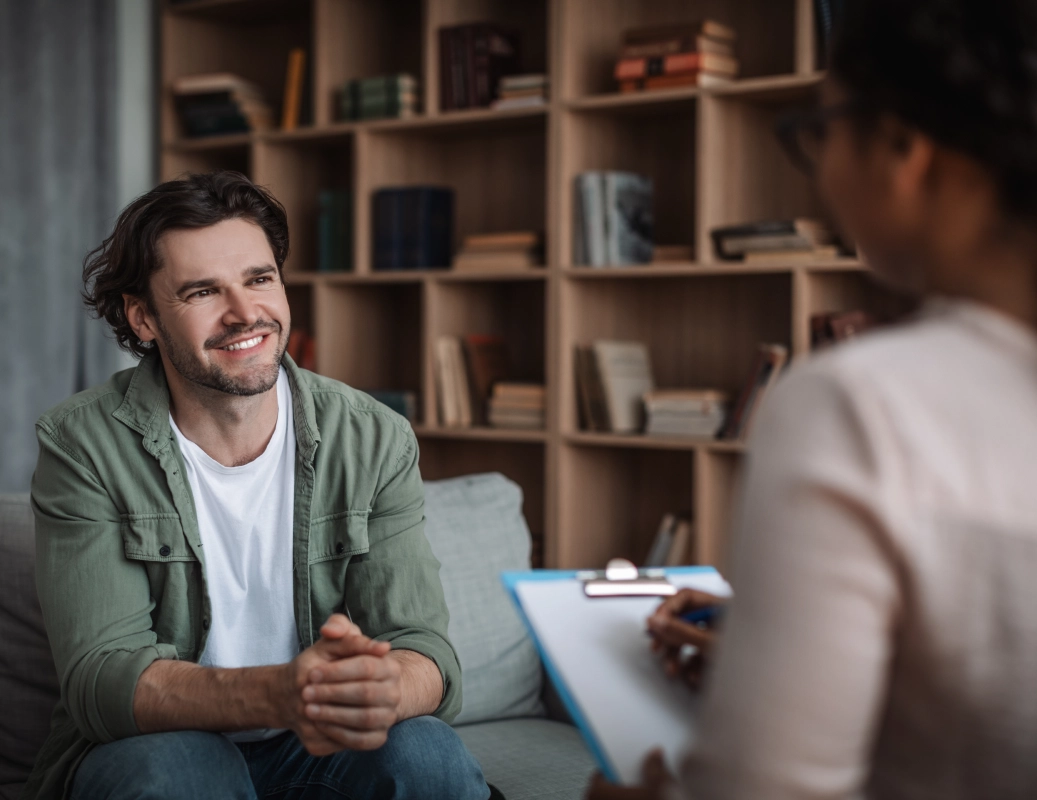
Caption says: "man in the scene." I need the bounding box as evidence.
[25,171,490,800]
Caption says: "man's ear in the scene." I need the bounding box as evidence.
[124,294,158,345]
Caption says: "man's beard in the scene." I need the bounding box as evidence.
[153,315,286,397]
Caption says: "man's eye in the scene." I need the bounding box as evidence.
[189,289,214,299]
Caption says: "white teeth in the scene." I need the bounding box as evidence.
[223,335,263,352]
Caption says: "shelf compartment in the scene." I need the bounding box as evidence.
[252,136,353,275]
[696,86,834,263]
[313,282,423,405]
[161,142,251,182]
[313,0,424,127]
[559,102,697,266]
[165,0,307,24]
[425,279,546,428]
[355,116,546,273]
[556,0,798,101]
[557,444,694,569]
[285,283,315,342]
[559,273,792,435]
[161,7,312,144]
[417,438,546,561]
[425,0,549,115]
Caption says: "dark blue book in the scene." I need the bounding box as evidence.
[372,187,454,270]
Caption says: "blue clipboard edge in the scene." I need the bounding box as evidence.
[500,566,719,785]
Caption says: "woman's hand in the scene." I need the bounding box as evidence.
[584,750,676,799]
[646,589,727,690]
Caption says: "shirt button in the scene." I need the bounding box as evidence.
[159,545,171,557]
[202,618,210,631]
[335,542,345,555]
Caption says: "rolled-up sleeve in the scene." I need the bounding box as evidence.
[32,423,178,743]
[344,430,462,722]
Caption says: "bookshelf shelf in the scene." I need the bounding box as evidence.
[161,0,897,572]
[414,425,549,444]
[564,432,746,453]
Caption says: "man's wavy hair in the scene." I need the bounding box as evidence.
[83,171,290,359]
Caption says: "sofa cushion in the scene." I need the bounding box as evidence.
[423,473,544,725]
[0,494,59,787]
[455,718,598,800]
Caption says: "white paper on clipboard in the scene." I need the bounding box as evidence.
[513,569,732,785]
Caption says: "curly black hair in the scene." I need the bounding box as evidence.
[830,0,1037,220]
[83,171,290,358]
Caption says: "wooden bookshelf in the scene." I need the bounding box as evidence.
[160,0,901,572]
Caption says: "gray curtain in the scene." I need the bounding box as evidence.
[0,0,127,492]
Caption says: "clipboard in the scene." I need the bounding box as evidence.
[502,561,732,785]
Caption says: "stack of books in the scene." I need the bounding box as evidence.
[644,513,696,567]
[336,74,419,121]
[719,343,789,440]
[372,187,454,270]
[643,389,729,438]
[573,172,654,267]
[575,340,654,434]
[711,218,837,262]
[436,334,535,428]
[439,23,521,110]
[614,21,738,93]
[172,73,273,138]
[492,74,548,110]
[453,231,542,272]
[488,383,546,430]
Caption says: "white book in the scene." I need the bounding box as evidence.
[644,513,677,567]
[577,173,607,267]
[592,340,655,433]
[435,337,460,426]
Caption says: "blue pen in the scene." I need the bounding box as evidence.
[678,605,725,628]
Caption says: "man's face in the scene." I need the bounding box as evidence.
[135,218,291,397]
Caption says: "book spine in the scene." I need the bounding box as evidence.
[439,28,454,111]
[580,174,607,267]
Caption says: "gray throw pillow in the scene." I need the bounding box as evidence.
[422,473,544,725]
[0,494,59,786]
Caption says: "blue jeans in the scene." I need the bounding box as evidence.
[70,717,490,799]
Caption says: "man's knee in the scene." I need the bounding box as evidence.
[375,717,488,800]
[71,731,254,800]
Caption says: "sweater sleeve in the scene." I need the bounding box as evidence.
[682,364,904,800]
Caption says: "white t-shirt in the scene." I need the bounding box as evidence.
[170,366,298,741]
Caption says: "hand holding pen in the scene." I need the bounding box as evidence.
[646,588,727,691]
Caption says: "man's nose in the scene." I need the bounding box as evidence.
[222,286,261,327]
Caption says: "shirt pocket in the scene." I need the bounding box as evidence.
[121,513,195,561]
[120,513,202,656]
[308,509,371,637]
[309,508,372,563]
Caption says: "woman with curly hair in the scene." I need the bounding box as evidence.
[589,1,1037,797]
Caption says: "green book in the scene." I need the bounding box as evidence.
[317,189,352,271]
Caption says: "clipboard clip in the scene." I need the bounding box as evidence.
[580,558,678,598]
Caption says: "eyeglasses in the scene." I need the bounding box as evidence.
[775,102,861,176]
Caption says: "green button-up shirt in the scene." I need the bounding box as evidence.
[23,353,461,800]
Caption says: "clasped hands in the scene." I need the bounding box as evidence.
[276,613,401,756]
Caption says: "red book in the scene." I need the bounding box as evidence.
[614,52,738,80]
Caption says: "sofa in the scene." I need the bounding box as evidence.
[0,474,597,799]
